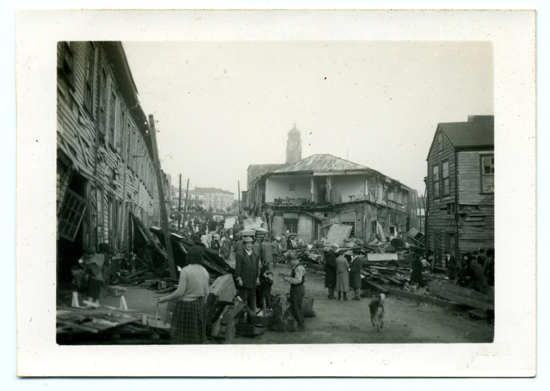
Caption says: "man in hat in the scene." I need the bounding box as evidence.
[235,236,260,313]
[324,244,338,299]
[281,253,307,331]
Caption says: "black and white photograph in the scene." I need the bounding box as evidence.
[15,9,536,377]
[54,40,495,345]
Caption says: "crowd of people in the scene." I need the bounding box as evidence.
[71,210,496,344]
[323,244,363,301]
[408,248,495,300]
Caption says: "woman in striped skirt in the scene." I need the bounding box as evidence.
[158,246,210,344]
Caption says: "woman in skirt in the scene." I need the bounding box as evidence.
[158,246,210,344]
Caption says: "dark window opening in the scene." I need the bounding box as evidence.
[442,160,450,196]
[481,155,494,193]
[341,221,356,237]
[433,165,440,199]
[58,42,75,88]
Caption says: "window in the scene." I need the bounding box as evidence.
[285,220,298,234]
[58,42,75,88]
[99,69,108,135]
[442,160,450,196]
[481,155,494,193]
[342,221,356,237]
[446,203,455,215]
[84,43,95,114]
[118,107,125,149]
[289,184,295,191]
[438,133,443,152]
[433,165,440,198]
[109,91,117,146]
[58,189,87,242]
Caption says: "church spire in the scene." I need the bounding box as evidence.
[286,123,302,164]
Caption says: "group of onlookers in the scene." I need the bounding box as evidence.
[323,244,363,301]
[409,248,495,297]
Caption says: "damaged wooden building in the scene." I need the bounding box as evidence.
[57,41,157,283]
[425,115,494,267]
[246,149,421,244]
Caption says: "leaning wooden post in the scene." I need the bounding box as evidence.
[178,174,182,230]
[148,114,176,278]
[182,178,190,228]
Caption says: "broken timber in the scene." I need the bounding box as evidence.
[148,114,176,278]
[428,280,494,311]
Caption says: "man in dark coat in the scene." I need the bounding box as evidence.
[444,250,458,281]
[235,236,260,313]
[348,254,363,300]
[470,256,489,294]
[324,244,338,299]
[410,254,426,287]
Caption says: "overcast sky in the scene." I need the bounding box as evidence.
[122,41,493,197]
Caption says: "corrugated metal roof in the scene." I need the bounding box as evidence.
[272,154,368,173]
[438,120,494,148]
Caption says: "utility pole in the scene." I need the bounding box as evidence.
[148,114,176,278]
[183,178,190,227]
[238,180,241,214]
[178,174,182,230]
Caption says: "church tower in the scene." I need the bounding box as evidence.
[286,123,302,164]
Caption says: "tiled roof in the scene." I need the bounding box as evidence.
[272,154,368,173]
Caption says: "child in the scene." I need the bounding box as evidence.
[257,265,274,311]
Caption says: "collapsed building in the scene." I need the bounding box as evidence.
[56,41,158,283]
[245,125,422,244]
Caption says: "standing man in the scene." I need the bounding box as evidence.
[235,236,260,313]
[348,252,363,300]
[234,232,244,257]
[335,251,350,301]
[324,244,338,299]
[272,236,281,268]
[281,254,307,331]
[261,236,274,268]
[444,250,457,281]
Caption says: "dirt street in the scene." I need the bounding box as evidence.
[111,256,493,344]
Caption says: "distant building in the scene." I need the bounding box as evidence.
[171,187,206,211]
[194,187,235,212]
[426,115,494,269]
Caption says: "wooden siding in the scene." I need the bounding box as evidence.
[426,128,458,257]
[456,151,495,253]
[57,42,155,252]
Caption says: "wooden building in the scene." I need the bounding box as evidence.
[57,41,156,283]
[426,115,494,268]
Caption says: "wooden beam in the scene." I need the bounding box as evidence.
[147,114,176,279]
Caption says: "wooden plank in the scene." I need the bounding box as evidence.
[428,281,493,311]
[56,320,100,333]
[362,280,389,293]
